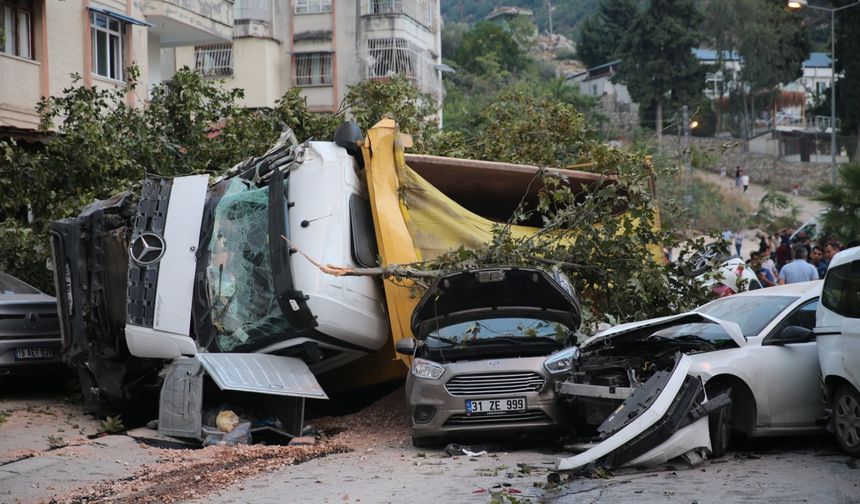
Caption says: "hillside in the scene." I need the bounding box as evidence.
[441,0,601,38]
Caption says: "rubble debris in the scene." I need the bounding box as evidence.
[444,444,487,457]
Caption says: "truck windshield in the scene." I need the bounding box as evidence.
[206,179,292,352]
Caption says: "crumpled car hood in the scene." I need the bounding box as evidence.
[579,312,746,351]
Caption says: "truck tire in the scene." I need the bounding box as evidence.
[833,384,860,456]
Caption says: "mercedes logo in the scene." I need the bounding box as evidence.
[130,232,166,266]
[25,312,38,329]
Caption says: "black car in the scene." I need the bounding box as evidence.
[0,272,62,376]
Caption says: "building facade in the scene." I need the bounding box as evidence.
[169,0,443,112]
[0,0,232,134]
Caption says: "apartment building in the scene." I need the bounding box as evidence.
[0,0,232,135]
[170,0,443,112]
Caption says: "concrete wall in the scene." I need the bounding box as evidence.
[0,0,151,130]
[661,135,833,197]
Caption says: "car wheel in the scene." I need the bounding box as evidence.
[707,385,733,459]
[833,384,860,456]
[411,435,444,449]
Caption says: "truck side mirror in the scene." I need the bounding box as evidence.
[334,121,364,169]
[763,325,814,346]
[395,338,418,355]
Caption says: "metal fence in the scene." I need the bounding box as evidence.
[194,44,233,77]
[354,38,440,98]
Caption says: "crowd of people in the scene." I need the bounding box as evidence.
[744,229,850,287]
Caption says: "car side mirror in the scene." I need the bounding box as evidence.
[395,338,418,355]
[763,325,814,346]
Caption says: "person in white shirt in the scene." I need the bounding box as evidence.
[741,173,750,192]
[778,244,819,284]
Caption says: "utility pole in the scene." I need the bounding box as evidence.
[683,105,694,209]
[546,0,554,35]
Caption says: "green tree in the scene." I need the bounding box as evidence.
[813,163,860,242]
[702,0,809,137]
[834,0,860,158]
[577,0,639,68]
[452,21,532,75]
[616,0,705,142]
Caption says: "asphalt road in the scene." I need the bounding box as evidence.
[2,377,859,504]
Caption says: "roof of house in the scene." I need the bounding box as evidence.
[693,48,741,61]
[567,59,621,81]
[803,52,832,68]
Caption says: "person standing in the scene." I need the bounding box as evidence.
[735,166,741,188]
[778,244,820,284]
[733,231,743,257]
[810,245,827,279]
[825,240,844,264]
[741,172,750,192]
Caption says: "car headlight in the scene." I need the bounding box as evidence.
[544,347,580,374]
[412,358,446,380]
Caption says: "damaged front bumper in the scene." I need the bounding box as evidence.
[556,354,730,471]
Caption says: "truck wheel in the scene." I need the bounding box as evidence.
[707,385,733,459]
[833,384,860,456]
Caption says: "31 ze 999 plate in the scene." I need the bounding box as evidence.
[465,397,526,416]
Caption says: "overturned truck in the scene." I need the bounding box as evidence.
[50,119,613,440]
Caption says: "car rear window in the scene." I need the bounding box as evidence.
[0,272,41,295]
[822,262,860,319]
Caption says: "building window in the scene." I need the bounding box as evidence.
[90,11,124,81]
[294,52,332,86]
[368,0,401,14]
[295,0,331,14]
[0,0,33,59]
[366,38,414,78]
[195,44,233,77]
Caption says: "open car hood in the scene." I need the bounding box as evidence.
[410,267,581,337]
[579,312,746,351]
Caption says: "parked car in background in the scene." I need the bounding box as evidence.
[0,272,62,376]
[395,267,581,447]
[556,281,823,471]
[816,246,860,456]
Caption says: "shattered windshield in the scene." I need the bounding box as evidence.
[694,295,796,337]
[426,317,569,348]
[206,178,292,352]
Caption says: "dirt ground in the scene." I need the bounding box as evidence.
[1,376,859,504]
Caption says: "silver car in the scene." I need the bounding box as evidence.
[396,267,581,447]
[0,272,62,376]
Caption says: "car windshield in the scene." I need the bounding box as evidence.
[0,272,41,295]
[694,295,797,337]
[648,322,736,346]
[425,317,569,348]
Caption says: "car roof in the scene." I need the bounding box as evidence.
[731,280,822,299]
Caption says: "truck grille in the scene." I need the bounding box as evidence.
[444,411,551,426]
[445,372,546,397]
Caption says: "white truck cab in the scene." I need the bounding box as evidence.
[816,245,860,456]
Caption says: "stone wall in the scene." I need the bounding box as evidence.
[660,135,832,197]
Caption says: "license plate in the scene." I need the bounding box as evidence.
[465,397,526,416]
[14,347,55,360]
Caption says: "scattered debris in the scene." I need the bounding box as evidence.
[444,443,487,457]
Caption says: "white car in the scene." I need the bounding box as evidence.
[816,246,860,456]
[556,281,823,471]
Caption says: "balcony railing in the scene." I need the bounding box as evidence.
[194,44,233,77]
[354,46,440,99]
[359,0,433,28]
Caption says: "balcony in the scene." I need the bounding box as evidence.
[141,0,233,46]
[354,44,440,99]
[359,0,433,29]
